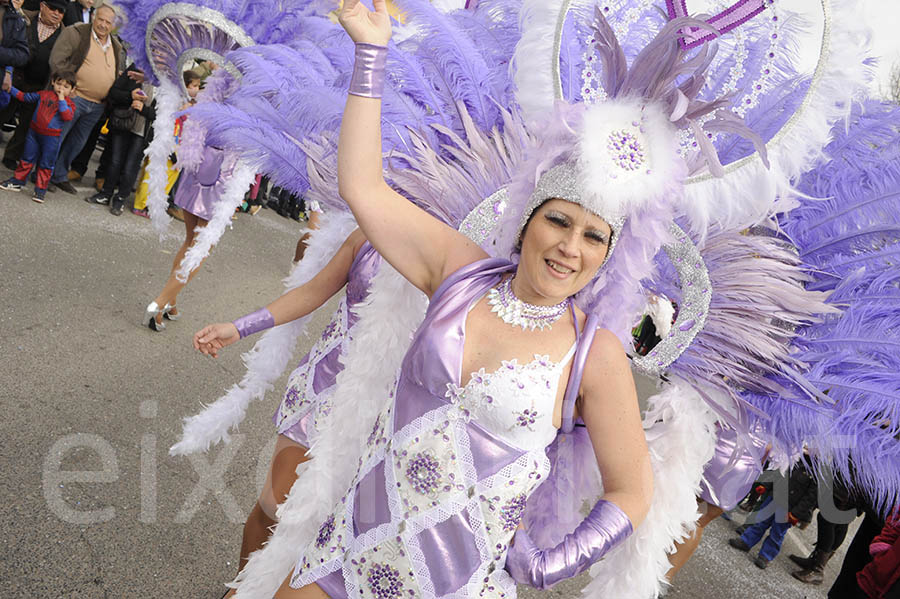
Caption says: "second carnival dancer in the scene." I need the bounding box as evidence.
[194,228,381,590]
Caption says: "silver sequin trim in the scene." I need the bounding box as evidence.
[519,162,625,264]
[458,188,508,246]
[632,223,711,375]
[145,3,255,90]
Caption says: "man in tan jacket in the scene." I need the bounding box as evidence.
[47,2,122,193]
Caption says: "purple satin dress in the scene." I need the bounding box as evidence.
[173,145,235,221]
[274,242,382,447]
[699,425,767,511]
[291,258,590,599]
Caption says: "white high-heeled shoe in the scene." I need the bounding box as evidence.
[142,301,166,331]
[163,304,180,321]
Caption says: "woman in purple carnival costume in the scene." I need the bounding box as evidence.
[230,0,741,595]
[142,141,238,332]
[193,228,382,595]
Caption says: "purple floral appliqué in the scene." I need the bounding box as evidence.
[405,452,442,495]
[315,514,336,549]
[500,494,527,531]
[283,386,303,410]
[515,408,538,429]
[366,562,404,599]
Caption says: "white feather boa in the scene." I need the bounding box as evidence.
[169,211,358,456]
[174,159,256,281]
[583,382,718,599]
[681,0,874,235]
[146,80,180,238]
[230,263,428,597]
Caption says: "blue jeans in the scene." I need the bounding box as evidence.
[740,496,792,562]
[51,96,105,183]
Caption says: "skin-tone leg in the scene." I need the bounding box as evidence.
[152,212,209,322]
[222,435,310,598]
[240,435,309,566]
[275,579,329,598]
[666,500,725,582]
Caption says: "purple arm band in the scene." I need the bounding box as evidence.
[348,43,388,99]
[505,499,633,589]
[232,308,275,339]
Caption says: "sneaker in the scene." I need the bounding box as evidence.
[85,192,110,205]
[55,180,77,194]
[754,555,769,569]
[0,179,23,192]
[110,196,125,216]
[131,207,150,218]
[248,204,262,216]
[728,538,751,552]
[31,193,44,204]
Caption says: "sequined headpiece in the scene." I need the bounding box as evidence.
[515,98,683,264]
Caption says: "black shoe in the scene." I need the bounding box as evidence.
[789,551,816,569]
[110,196,124,216]
[754,555,769,569]
[55,180,77,194]
[86,192,110,205]
[728,538,751,552]
[2,158,16,170]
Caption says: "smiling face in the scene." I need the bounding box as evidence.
[513,198,611,305]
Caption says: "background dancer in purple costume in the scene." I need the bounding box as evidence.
[193,228,381,598]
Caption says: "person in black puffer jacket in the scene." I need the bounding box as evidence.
[85,63,155,216]
[727,457,819,569]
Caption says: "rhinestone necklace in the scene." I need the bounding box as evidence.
[487,276,569,331]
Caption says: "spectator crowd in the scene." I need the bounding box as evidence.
[0,0,311,220]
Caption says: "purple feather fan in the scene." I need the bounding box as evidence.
[740,101,900,513]
[115,0,332,87]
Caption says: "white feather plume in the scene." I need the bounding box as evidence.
[146,80,180,238]
[169,211,358,456]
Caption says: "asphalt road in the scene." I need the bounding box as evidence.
[0,171,857,598]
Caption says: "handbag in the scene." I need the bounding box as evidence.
[108,103,137,131]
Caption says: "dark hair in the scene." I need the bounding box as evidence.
[52,71,77,89]
[183,69,202,87]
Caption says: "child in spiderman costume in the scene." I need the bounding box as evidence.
[0,70,76,203]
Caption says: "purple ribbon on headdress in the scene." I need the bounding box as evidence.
[666,0,768,49]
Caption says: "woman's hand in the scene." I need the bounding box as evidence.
[339,0,392,46]
[193,323,240,358]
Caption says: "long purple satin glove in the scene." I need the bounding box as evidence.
[232,308,275,339]
[348,43,388,98]
[505,499,633,589]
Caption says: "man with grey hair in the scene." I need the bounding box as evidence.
[46,2,122,194]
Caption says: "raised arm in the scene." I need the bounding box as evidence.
[337,0,485,297]
[193,229,366,357]
[505,329,652,589]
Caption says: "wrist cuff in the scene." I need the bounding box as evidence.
[349,43,388,99]
[232,308,275,339]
